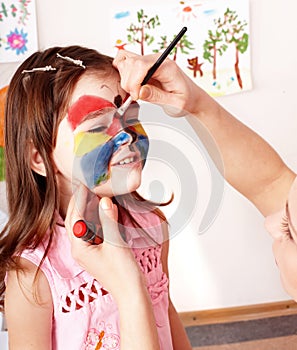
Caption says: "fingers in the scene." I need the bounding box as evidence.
[139,84,187,117]
[113,50,194,116]
[65,184,88,239]
[65,182,125,248]
[113,50,161,100]
[99,197,126,247]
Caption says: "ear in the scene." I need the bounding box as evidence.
[29,142,47,177]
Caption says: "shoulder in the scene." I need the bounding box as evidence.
[5,258,53,348]
[6,257,53,308]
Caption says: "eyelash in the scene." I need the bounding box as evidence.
[281,214,290,233]
[88,126,106,133]
[83,116,140,134]
[281,205,293,239]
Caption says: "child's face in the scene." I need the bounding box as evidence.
[53,73,149,197]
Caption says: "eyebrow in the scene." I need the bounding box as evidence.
[67,95,115,130]
[79,109,111,125]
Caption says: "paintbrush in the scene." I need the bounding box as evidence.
[117,26,187,116]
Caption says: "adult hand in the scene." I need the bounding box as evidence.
[113,50,205,117]
[65,185,144,302]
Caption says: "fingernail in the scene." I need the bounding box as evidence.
[101,197,112,210]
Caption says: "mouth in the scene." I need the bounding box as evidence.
[111,154,140,167]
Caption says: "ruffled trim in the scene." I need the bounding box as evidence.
[147,272,169,304]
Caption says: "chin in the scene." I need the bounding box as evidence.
[92,167,142,197]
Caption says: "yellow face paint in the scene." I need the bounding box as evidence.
[74,131,110,157]
[131,123,146,136]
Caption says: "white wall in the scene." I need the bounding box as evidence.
[0,0,297,312]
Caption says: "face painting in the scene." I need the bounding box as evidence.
[68,95,149,190]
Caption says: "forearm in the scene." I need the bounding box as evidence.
[186,88,295,215]
[117,283,160,350]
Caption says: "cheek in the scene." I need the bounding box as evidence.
[53,122,75,176]
[133,124,149,161]
[73,131,114,189]
[74,132,110,156]
[78,142,114,189]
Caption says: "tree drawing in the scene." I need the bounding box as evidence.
[153,34,194,61]
[216,8,249,89]
[203,29,227,80]
[126,9,160,55]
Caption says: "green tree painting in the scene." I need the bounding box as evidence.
[153,34,194,61]
[203,29,227,80]
[216,8,249,88]
[127,9,160,55]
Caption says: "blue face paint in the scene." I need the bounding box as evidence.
[76,126,149,189]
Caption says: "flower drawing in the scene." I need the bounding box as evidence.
[6,28,28,55]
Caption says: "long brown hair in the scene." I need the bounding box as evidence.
[0,45,171,310]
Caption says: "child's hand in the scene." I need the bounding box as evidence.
[113,50,203,117]
[65,185,144,302]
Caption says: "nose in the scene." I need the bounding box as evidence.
[107,110,129,135]
[113,128,137,151]
[107,112,137,148]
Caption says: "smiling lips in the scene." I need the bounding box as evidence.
[111,151,140,167]
[115,156,135,166]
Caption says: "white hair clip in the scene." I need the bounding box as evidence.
[56,53,86,69]
[22,65,57,74]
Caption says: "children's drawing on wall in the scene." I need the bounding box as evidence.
[0,0,38,63]
[0,86,7,214]
[110,0,252,97]
[0,86,6,182]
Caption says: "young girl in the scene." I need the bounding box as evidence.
[0,46,192,350]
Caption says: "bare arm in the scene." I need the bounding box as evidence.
[116,283,160,350]
[113,51,296,217]
[160,221,192,350]
[5,258,53,349]
[185,91,296,216]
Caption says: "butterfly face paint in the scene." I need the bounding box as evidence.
[68,95,149,190]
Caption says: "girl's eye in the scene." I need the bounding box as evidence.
[281,213,293,239]
[88,126,107,133]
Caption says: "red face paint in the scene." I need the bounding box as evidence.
[67,95,115,130]
[105,99,139,136]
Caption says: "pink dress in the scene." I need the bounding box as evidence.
[20,202,173,350]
